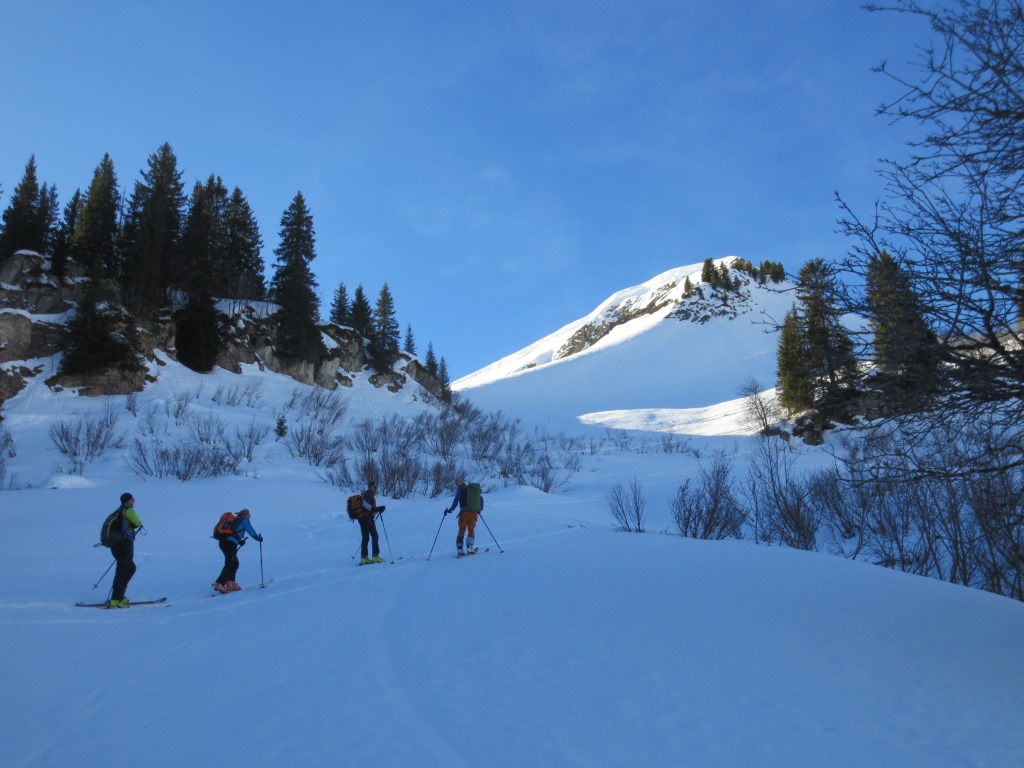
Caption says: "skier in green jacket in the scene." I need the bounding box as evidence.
[108,492,143,608]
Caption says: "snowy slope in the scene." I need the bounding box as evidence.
[2,261,1023,767]
[453,259,794,434]
[3,476,1023,768]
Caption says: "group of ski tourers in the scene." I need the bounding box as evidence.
[96,478,487,608]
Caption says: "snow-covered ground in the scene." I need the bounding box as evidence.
[2,262,1023,767]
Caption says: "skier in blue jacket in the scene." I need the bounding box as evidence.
[213,509,263,593]
[443,478,483,556]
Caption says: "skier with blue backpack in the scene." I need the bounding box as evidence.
[212,509,263,593]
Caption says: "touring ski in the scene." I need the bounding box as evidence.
[456,548,489,558]
[75,597,168,609]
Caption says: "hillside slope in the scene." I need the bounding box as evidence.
[454,258,793,433]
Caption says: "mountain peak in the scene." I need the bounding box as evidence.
[454,258,792,434]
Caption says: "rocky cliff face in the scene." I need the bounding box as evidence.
[0,251,443,407]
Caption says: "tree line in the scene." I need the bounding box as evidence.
[763,0,1024,597]
[0,143,450,386]
[774,0,1023,470]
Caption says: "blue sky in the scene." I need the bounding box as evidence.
[0,1,925,378]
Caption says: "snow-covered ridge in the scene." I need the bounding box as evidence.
[451,258,793,434]
[455,257,771,391]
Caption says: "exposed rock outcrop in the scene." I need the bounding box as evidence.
[0,253,445,407]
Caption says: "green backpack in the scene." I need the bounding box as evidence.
[463,482,483,513]
[99,508,125,547]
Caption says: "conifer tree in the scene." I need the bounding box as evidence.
[120,142,186,314]
[776,306,814,413]
[369,282,401,372]
[701,258,717,285]
[174,293,221,373]
[403,323,416,356]
[795,258,858,407]
[348,284,373,339]
[52,189,83,280]
[71,154,121,278]
[329,281,350,326]
[268,192,324,361]
[219,187,264,301]
[438,356,452,402]
[424,341,438,377]
[0,156,43,264]
[59,283,139,376]
[175,180,222,372]
[865,250,939,382]
[190,175,230,296]
[37,183,58,256]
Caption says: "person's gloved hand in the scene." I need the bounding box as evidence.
[239,539,246,547]
[256,534,264,542]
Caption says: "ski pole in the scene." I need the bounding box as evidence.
[376,511,394,563]
[478,512,504,553]
[92,560,116,590]
[427,510,448,561]
[259,539,266,588]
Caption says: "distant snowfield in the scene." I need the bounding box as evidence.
[580,395,753,435]
[2,260,1023,767]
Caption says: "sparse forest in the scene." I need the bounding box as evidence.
[0,143,445,379]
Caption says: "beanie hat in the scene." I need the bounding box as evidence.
[120,492,133,505]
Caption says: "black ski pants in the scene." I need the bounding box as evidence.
[110,539,136,601]
[217,539,240,585]
[358,516,380,559]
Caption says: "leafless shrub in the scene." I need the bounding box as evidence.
[747,434,819,550]
[124,392,140,417]
[126,438,239,480]
[187,415,228,445]
[525,452,572,493]
[320,457,354,490]
[827,414,1024,600]
[231,419,270,462]
[285,421,346,466]
[671,451,746,540]
[606,430,633,452]
[289,386,348,428]
[468,411,515,462]
[212,379,266,409]
[138,404,168,439]
[0,426,15,489]
[48,407,123,474]
[423,410,460,461]
[427,461,460,498]
[739,377,781,435]
[349,417,381,462]
[0,425,14,458]
[607,475,646,532]
[660,434,694,454]
[211,384,242,408]
[241,379,265,408]
[167,388,200,424]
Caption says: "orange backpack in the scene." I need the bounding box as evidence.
[213,512,237,540]
[346,494,363,520]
